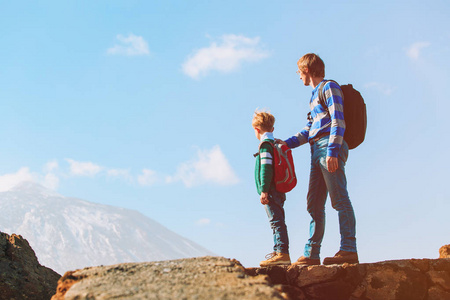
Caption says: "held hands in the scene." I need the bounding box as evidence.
[326,156,338,173]
[260,192,270,205]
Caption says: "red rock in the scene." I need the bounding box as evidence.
[439,244,450,258]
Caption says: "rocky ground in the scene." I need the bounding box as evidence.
[0,232,60,300]
[52,248,450,300]
[51,256,286,300]
[1,230,450,300]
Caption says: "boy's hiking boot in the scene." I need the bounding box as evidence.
[323,250,359,265]
[292,256,320,266]
[260,252,291,267]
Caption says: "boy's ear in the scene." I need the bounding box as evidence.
[270,127,274,132]
[254,127,261,133]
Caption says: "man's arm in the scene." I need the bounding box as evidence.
[323,81,346,158]
[283,112,312,148]
[323,81,345,173]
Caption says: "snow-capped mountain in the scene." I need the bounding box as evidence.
[0,182,213,274]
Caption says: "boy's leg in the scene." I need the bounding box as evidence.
[264,190,289,254]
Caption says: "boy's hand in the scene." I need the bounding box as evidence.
[260,192,270,205]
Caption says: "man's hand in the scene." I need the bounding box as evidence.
[260,192,270,205]
[326,156,338,173]
[274,139,287,146]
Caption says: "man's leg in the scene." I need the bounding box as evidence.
[321,141,358,264]
[304,149,328,260]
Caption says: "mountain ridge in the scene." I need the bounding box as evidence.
[0,181,213,274]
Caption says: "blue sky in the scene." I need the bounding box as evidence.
[1,0,449,267]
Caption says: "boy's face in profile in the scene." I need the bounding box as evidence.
[253,127,262,141]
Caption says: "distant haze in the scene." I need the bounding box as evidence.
[0,182,214,274]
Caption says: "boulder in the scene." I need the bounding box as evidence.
[439,245,450,258]
[51,256,290,300]
[0,232,61,300]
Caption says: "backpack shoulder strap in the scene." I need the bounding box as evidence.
[318,80,339,110]
[253,140,274,157]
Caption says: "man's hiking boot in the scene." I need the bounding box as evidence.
[260,252,291,267]
[292,256,320,266]
[323,250,359,265]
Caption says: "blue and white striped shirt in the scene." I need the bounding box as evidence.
[285,80,345,158]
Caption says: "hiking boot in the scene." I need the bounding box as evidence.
[292,256,321,266]
[323,250,359,265]
[260,252,291,267]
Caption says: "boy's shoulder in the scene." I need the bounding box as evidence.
[259,139,274,152]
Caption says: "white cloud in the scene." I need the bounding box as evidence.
[137,169,158,186]
[2,148,237,191]
[44,160,59,173]
[0,168,35,192]
[168,145,239,187]
[66,159,103,177]
[42,173,60,190]
[196,218,211,226]
[364,82,395,96]
[182,34,269,79]
[41,160,60,190]
[406,42,430,60]
[107,34,150,56]
[107,169,132,182]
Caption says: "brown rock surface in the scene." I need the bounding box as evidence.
[253,258,450,300]
[51,255,450,300]
[51,256,289,300]
[0,232,61,300]
[439,244,450,258]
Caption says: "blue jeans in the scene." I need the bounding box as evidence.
[264,190,289,254]
[304,136,356,259]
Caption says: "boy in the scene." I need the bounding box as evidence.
[252,110,290,267]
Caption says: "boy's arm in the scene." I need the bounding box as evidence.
[259,143,274,197]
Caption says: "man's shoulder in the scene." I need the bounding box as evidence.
[323,80,341,91]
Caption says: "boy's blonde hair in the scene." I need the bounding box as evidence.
[297,53,325,78]
[252,110,275,132]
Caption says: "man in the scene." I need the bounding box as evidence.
[278,53,358,265]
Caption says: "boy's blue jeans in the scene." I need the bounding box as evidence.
[264,190,289,254]
[304,136,357,259]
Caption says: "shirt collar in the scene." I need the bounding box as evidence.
[312,79,327,94]
[261,131,274,141]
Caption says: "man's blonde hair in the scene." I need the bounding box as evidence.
[252,110,275,132]
[298,53,325,78]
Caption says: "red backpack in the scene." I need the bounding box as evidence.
[255,141,297,193]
